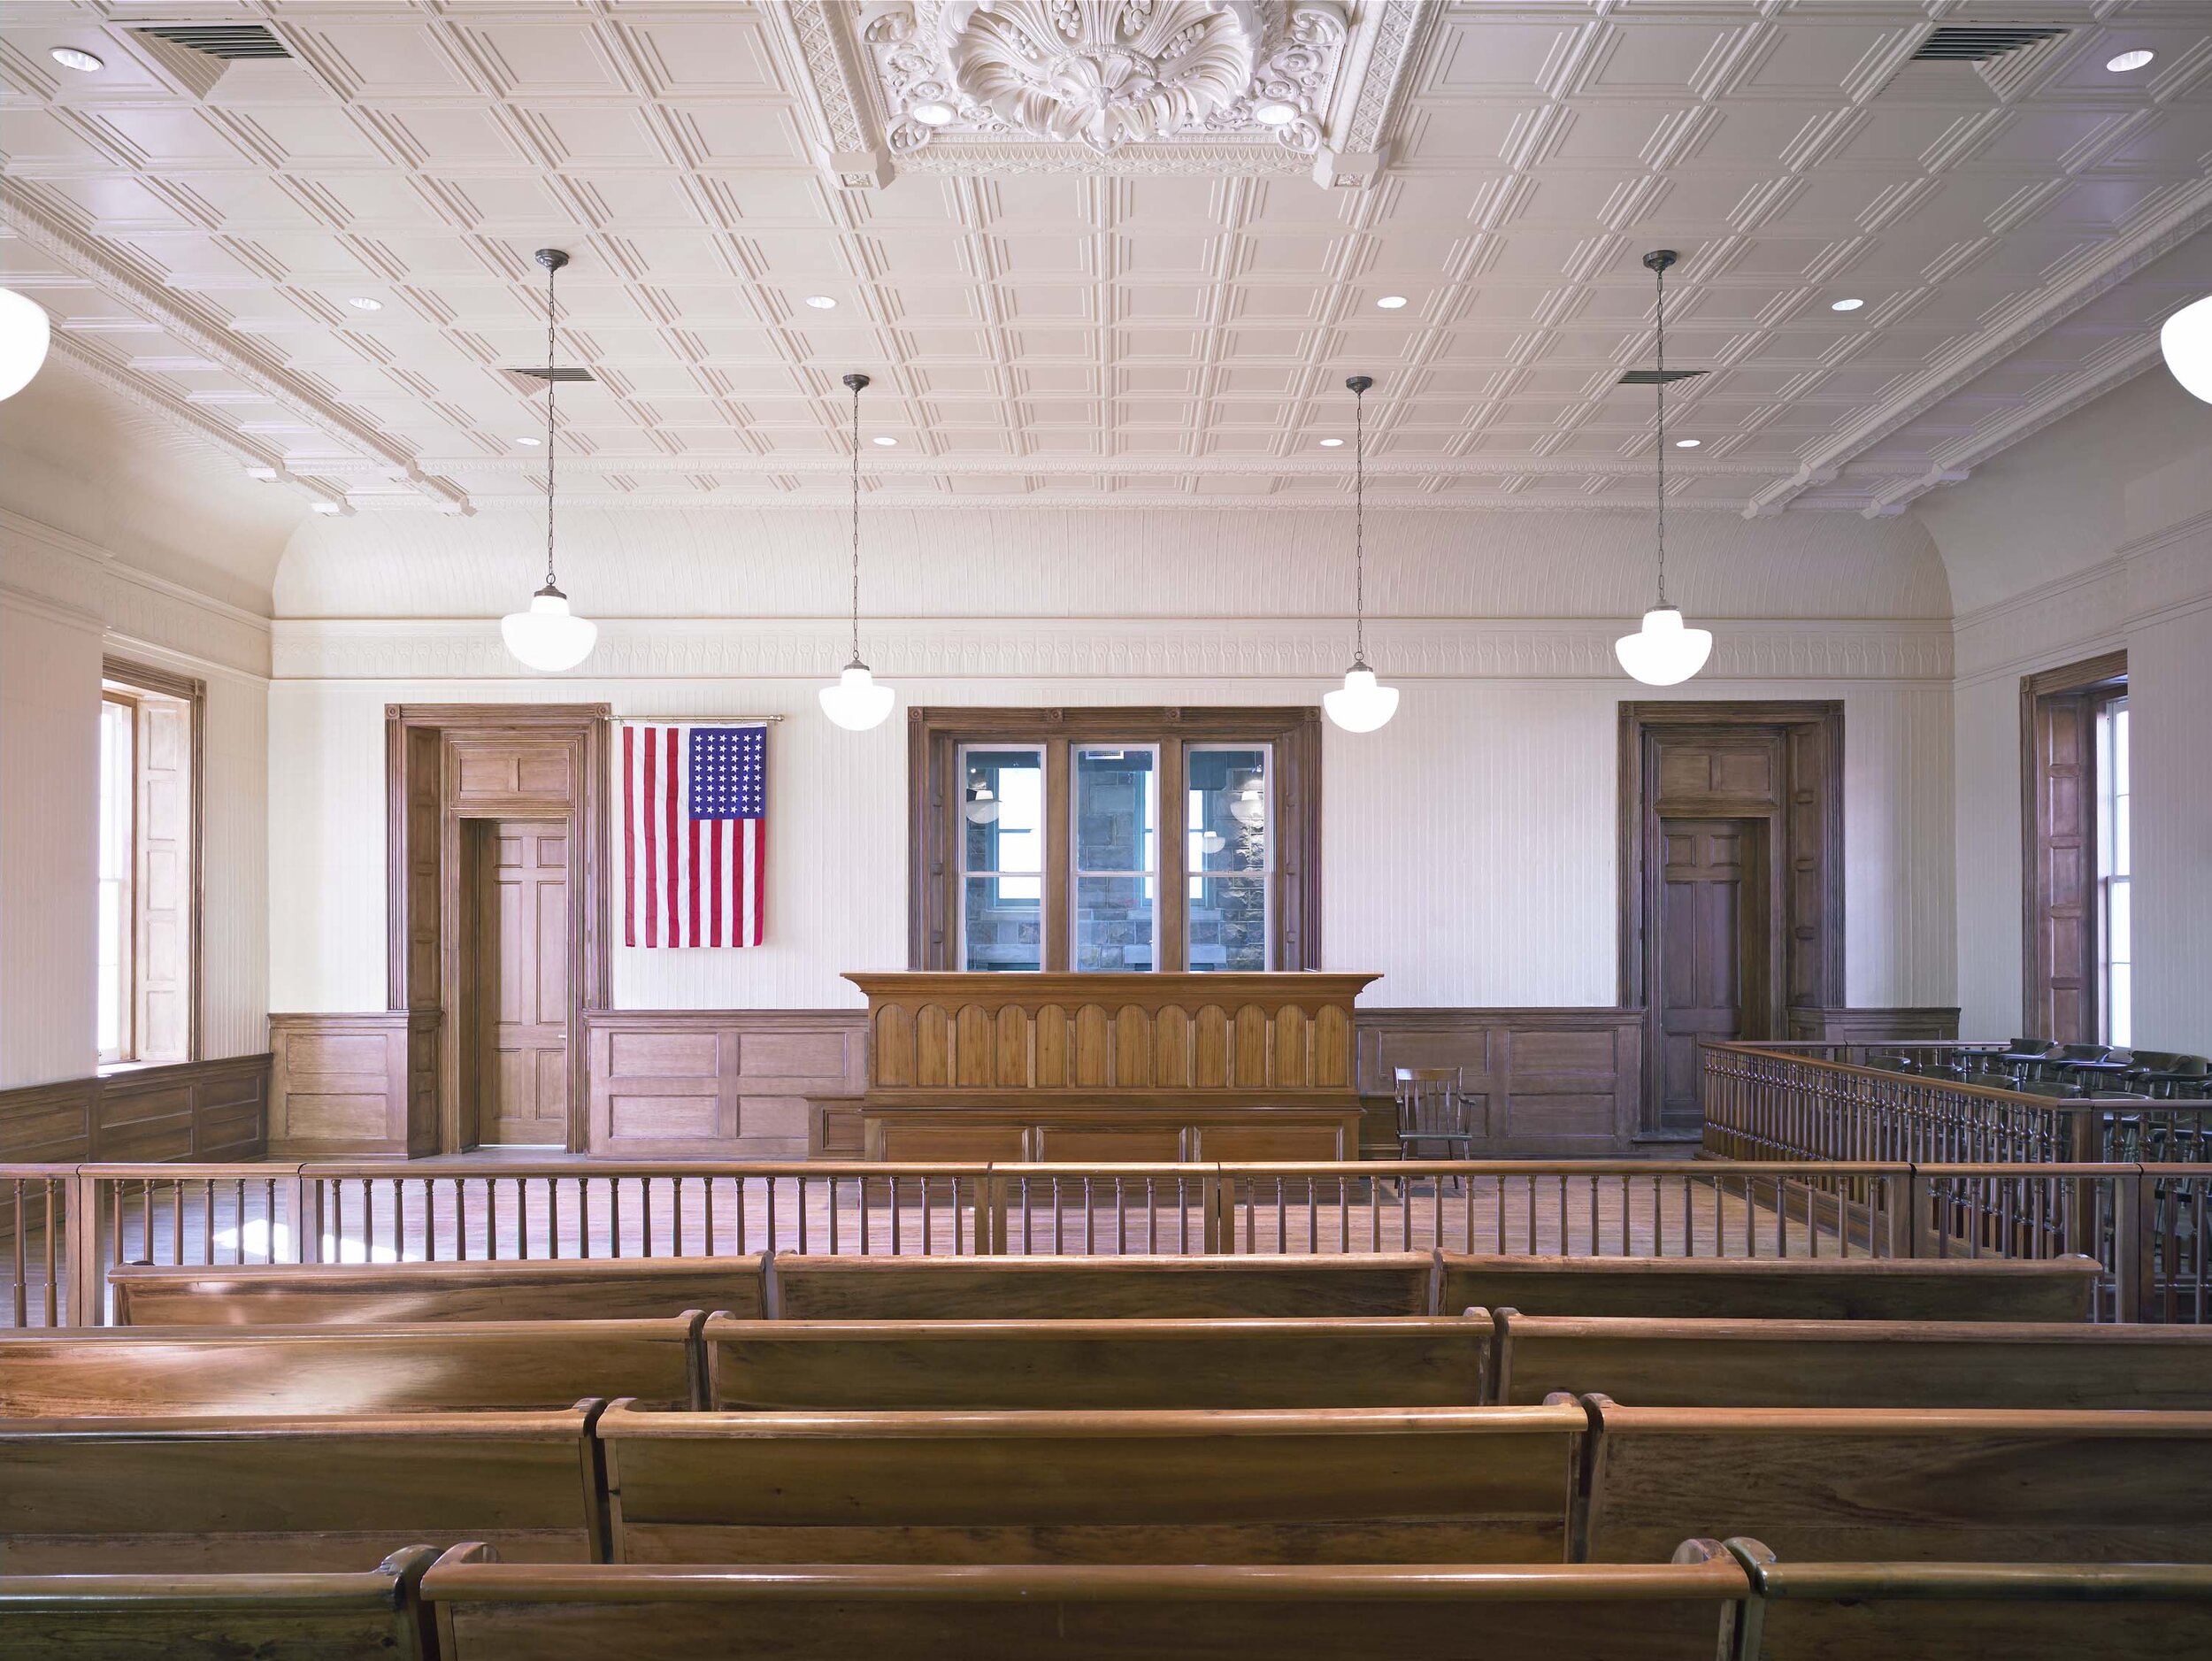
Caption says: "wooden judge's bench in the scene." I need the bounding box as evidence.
[847,972,1377,1162]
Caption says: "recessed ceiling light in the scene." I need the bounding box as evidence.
[310,500,342,514]
[2107,50,2154,73]
[513,435,541,446]
[1675,438,1701,449]
[1319,437,1345,448]
[346,296,382,311]
[910,100,956,127]
[1253,99,1299,126]
[1375,295,1409,310]
[49,46,103,73]
[872,435,898,446]
[1830,296,1865,311]
[803,295,837,309]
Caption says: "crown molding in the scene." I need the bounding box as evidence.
[270,613,1952,684]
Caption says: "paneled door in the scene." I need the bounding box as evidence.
[1654,819,1765,1134]
[473,820,571,1146]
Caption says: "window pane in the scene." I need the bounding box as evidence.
[2108,963,2131,1049]
[1186,748,1269,873]
[964,876,1041,972]
[1074,749,1156,874]
[2108,877,2130,965]
[2111,702,2129,796]
[1075,876,1155,970]
[96,698,132,1060]
[962,748,1042,875]
[2112,793,2130,880]
[1188,875,1268,972]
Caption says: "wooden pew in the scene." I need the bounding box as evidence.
[0,1545,438,1659]
[1441,1252,2100,1322]
[769,1252,1439,1319]
[109,1257,769,1326]
[423,1542,1754,1659]
[703,1314,1490,1410]
[596,1399,1586,1565]
[0,1316,705,1416]
[1487,1313,2212,1408]
[1725,1539,2212,1660]
[0,1404,605,1573]
[1580,1399,2212,1564]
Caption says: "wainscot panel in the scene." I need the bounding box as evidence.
[0,1055,269,1164]
[585,1010,867,1159]
[268,1011,439,1158]
[1354,1009,1646,1157]
[1785,1007,1962,1043]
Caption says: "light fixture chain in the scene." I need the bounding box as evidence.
[544,255,557,590]
[849,376,861,665]
[1653,256,1668,609]
[1354,381,1365,665]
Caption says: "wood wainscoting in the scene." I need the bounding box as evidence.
[1786,1007,1962,1044]
[268,1012,439,1158]
[584,1011,867,1159]
[1354,1010,1644,1157]
[0,1055,268,1164]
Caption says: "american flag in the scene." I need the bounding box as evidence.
[621,722,766,948]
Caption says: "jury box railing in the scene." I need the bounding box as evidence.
[4,1155,2205,1327]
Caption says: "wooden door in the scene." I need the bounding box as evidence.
[473,820,571,1146]
[1654,819,1764,1133]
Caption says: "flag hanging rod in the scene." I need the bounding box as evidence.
[616,713,787,723]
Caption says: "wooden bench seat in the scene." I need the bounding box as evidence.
[0,1546,438,1659]
[0,1405,604,1573]
[1488,1314,2212,1408]
[769,1252,1439,1319]
[1441,1252,2101,1321]
[422,1542,1752,1660]
[596,1398,1586,1565]
[107,1257,768,1326]
[1581,1400,2212,1564]
[0,1317,705,1416]
[703,1314,1489,1410]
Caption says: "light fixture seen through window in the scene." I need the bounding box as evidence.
[500,248,598,674]
[1616,250,1714,688]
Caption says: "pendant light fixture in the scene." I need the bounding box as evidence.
[500,249,598,673]
[2162,293,2212,403]
[0,287,51,401]
[818,372,895,731]
[1615,249,1712,687]
[1323,373,1400,734]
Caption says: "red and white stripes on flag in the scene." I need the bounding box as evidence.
[621,721,766,948]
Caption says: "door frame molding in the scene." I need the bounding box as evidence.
[1617,701,1845,1136]
[386,704,611,1154]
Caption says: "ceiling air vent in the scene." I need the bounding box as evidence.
[1618,368,1706,387]
[135,24,290,61]
[506,366,595,385]
[1909,25,2066,63]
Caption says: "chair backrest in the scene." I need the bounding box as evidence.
[770,1253,1439,1319]
[597,1400,1586,1565]
[0,1405,605,1573]
[0,1317,704,1416]
[109,1258,769,1326]
[1393,1067,1469,1138]
[0,1546,439,1659]
[421,1546,1754,1660]
[703,1315,1491,1411]
[2055,1043,2112,1063]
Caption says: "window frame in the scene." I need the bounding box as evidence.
[99,657,205,1067]
[2093,689,2130,1048]
[2020,651,2126,1044]
[96,689,139,1065]
[910,707,1323,973]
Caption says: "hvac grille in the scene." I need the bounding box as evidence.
[135,25,290,60]
[1910,25,2067,63]
[1618,368,1706,387]
[506,366,596,384]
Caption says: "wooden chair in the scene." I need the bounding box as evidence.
[770,1252,1439,1319]
[0,1545,440,1659]
[1393,1066,1476,1178]
[422,1543,1755,1660]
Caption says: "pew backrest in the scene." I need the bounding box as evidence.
[1442,1253,2100,1322]
[0,1405,605,1573]
[1489,1314,2212,1408]
[1582,1400,2212,1565]
[0,1317,705,1416]
[0,1545,439,1659]
[703,1314,1491,1410]
[108,1257,768,1326]
[769,1252,1440,1319]
[422,1542,1753,1660]
[595,1399,1586,1565]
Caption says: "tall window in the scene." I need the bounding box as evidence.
[2095,694,2131,1046]
[915,708,1319,973]
[96,663,200,1065]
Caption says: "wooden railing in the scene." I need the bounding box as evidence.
[4,1156,2205,1326]
[1702,1041,2212,1165]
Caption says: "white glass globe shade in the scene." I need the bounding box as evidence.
[819,663,895,731]
[1324,665,1400,733]
[500,588,597,673]
[1615,606,1713,686]
[2162,294,2212,404]
[0,288,53,401]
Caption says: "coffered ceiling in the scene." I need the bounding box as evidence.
[3,0,2209,519]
